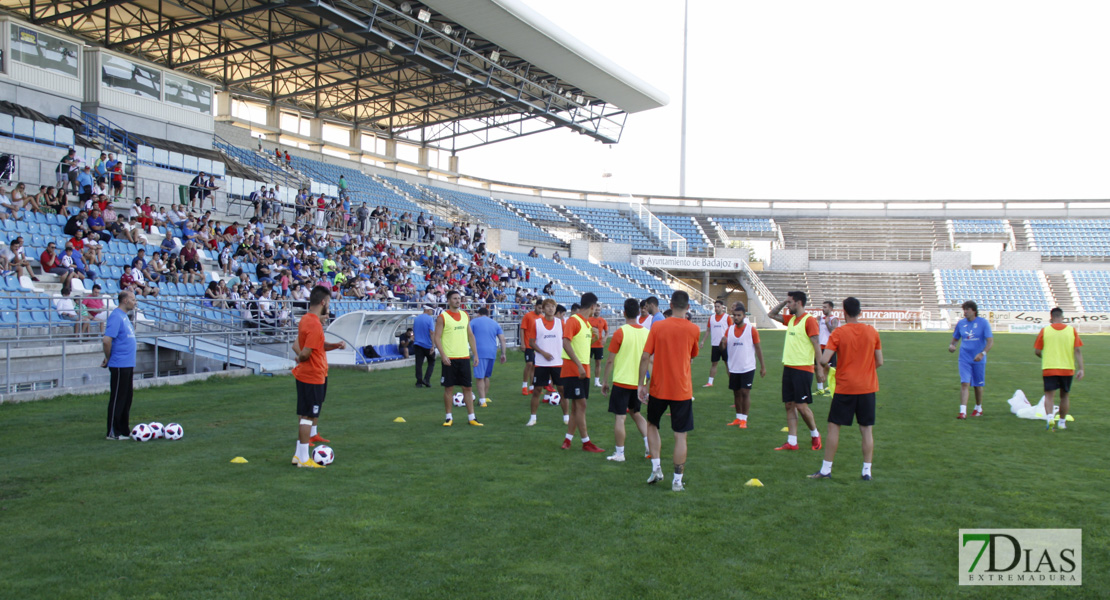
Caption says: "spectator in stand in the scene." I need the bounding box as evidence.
[130,262,159,296]
[249,186,264,219]
[86,208,112,243]
[0,186,17,220]
[64,209,88,236]
[315,194,327,228]
[152,206,168,230]
[77,166,95,205]
[57,148,78,192]
[147,252,166,284]
[40,241,74,286]
[528,247,538,258]
[188,171,207,210]
[159,232,178,256]
[169,205,188,229]
[180,241,202,284]
[63,245,95,280]
[83,283,108,328]
[110,161,125,198]
[44,186,66,214]
[4,237,37,281]
[284,150,292,167]
[11,182,41,214]
[202,173,218,210]
[70,229,102,267]
[54,284,89,334]
[180,218,198,245]
[94,152,107,178]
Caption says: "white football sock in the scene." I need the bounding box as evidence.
[563,415,570,424]
[1058,421,1067,429]
[651,458,661,470]
[565,433,574,441]
[615,445,624,455]
[975,404,982,412]
[467,413,475,421]
[522,382,528,389]
[310,425,318,436]
[445,412,452,421]
[959,405,967,415]
[673,472,684,484]
[643,436,649,450]
[295,442,309,463]
[595,378,601,386]
[526,415,536,424]
[817,382,824,390]
[739,413,747,421]
[529,384,534,390]
[787,435,798,445]
[581,436,590,444]
[707,377,714,385]
[862,462,872,476]
[821,460,833,475]
[810,429,820,438]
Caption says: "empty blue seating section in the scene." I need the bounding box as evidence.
[657,215,707,251]
[503,252,585,307]
[570,207,664,253]
[939,270,1051,311]
[1070,271,1110,312]
[953,219,1006,234]
[290,156,423,215]
[1029,220,1110,257]
[379,176,425,200]
[214,140,286,180]
[427,188,561,245]
[506,200,568,224]
[712,217,774,233]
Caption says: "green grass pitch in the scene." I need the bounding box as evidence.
[1,331,1106,599]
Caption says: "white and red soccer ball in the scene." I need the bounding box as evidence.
[544,392,562,406]
[452,392,466,407]
[312,445,335,465]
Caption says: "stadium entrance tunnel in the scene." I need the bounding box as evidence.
[326,311,419,366]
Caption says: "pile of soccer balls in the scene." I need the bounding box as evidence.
[130,422,184,442]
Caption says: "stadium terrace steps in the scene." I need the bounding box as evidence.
[1010,220,1034,251]
[776,218,948,260]
[1045,273,1078,312]
[756,271,938,315]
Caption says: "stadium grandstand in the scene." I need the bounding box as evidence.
[1,0,1109,404]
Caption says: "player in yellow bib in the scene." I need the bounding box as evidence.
[1034,308,1085,430]
[768,291,825,451]
[433,290,482,427]
[601,298,651,461]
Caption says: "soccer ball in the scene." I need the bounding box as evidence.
[545,392,562,406]
[131,423,153,442]
[452,392,466,407]
[312,445,335,466]
[148,422,165,439]
[164,423,184,440]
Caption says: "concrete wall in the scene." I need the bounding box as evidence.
[809,260,930,273]
[931,251,972,270]
[998,251,1043,270]
[769,249,809,271]
[1041,262,1110,274]
[569,239,591,260]
[600,242,631,263]
[0,80,80,120]
[87,105,213,148]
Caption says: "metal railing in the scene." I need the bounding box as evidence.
[741,262,779,310]
[781,241,937,262]
[630,200,687,256]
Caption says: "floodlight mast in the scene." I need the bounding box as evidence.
[679,0,689,198]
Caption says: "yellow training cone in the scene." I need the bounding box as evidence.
[393,417,407,423]
[230,457,248,464]
[745,478,764,487]
[780,427,790,433]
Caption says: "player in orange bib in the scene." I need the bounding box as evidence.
[290,285,346,468]
[589,303,609,388]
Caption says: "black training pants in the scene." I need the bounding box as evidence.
[414,345,435,385]
[107,366,135,437]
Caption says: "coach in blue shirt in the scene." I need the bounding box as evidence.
[469,307,507,408]
[103,291,138,439]
[412,305,436,387]
[948,300,994,419]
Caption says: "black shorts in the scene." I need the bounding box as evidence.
[711,346,727,363]
[296,379,327,417]
[827,392,876,427]
[782,367,814,404]
[563,376,590,400]
[533,365,561,388]
[1044,375,1073,393]
[608,386,642,414]
[441,358,472,388]
[524,348,535,363]
[729,370,755,391]
[590,347,604,361]
[821,345,838,369]
[646,396,694,433]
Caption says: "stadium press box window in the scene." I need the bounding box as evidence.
[101,54,162,100]
[164,73,213,114]
[9,26,78,78]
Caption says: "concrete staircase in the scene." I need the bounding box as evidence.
[1045,273,1077,312]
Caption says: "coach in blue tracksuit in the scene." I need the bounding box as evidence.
[413,305,436,387]
[469,307,507,408]
[103,291,138,439]
[948,300,993,419]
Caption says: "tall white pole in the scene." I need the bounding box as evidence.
[679,0,689,197]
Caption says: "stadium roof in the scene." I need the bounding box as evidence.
[2,0,669,150]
